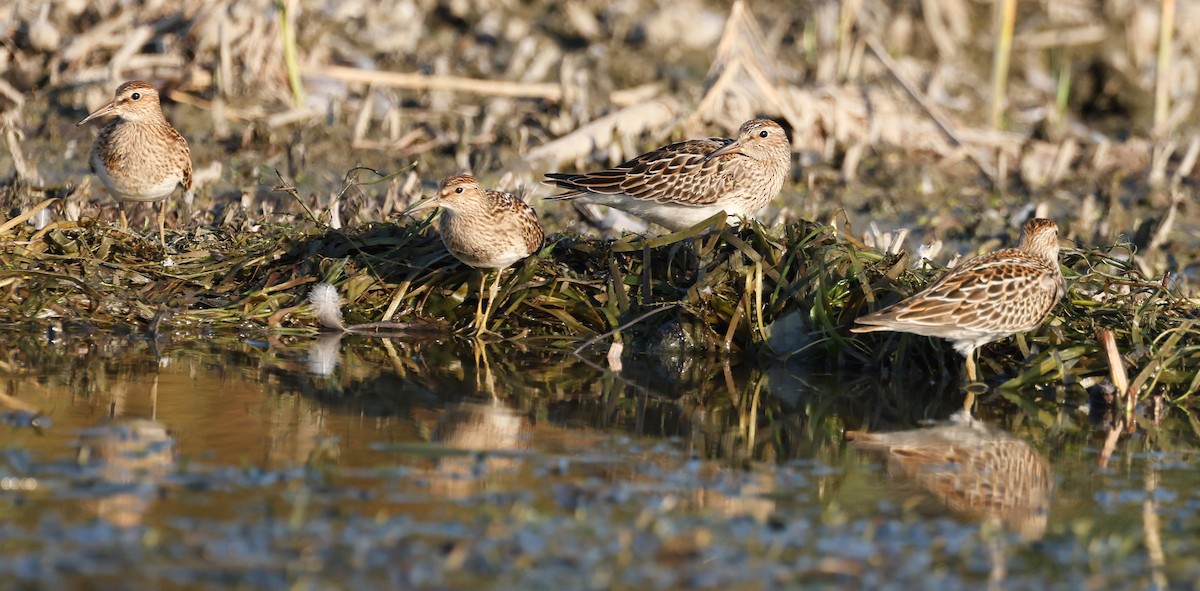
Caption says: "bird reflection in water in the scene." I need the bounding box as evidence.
[427,343,532,497]
[75,418,175,528]
[846,411,1052,541]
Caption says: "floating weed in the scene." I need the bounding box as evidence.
[1,201,1198,402]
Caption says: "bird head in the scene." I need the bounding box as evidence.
[76,81,165,126]
[704,118,791,165]
[1018,218,1062,264]
[406,174,483,216]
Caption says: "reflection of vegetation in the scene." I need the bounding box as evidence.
[0,323,1190,474]
[262,334,999,468]
[3,330,1200,589]
[0,325,1194,482]
[1,0,1198,406]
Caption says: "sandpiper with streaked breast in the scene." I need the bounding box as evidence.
[407,174,544,337]
[77,80,192,252]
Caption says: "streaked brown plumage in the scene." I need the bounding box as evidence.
[851,218,1064,383]
[846,411,1053,540]
[77,80,192,252]
[543,118,792,231]
[409,174,544,336]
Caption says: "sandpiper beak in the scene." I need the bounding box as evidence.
[403,198,440,216]
[704,139,743,161]
[76,101,116,126]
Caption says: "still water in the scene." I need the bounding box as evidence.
[1,331,1198,590]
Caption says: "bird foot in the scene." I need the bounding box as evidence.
[454,319,502,341]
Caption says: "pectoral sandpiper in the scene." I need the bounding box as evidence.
[77,80,192,252]
[851,218,1064,387]
[543,118,792,231]
[408,174,544,336]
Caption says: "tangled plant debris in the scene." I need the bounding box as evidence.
[1,190,1197,401]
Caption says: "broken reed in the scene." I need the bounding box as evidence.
[0,207,1197,400]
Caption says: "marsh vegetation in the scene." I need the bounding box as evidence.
[1,0,1199,587]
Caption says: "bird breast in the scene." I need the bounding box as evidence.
[93,121,189,201]
[439,208,537,269]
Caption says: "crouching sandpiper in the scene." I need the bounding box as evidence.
[852,218,1065,398]
[543,118,792,231]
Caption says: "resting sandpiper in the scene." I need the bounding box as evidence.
[852,218,1064,387]
[543,118,792,231]
[408,174,544,336]
[77,80,192,251]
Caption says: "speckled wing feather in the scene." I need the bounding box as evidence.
[857,249,1062,333]
[170,126,193,191]
[89,123,118,176]
[486,189,544,255]
[544,138,735,206]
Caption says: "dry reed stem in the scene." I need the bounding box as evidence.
[0,78,24,106]
[864,37,996,183]
[691,0,800,130]
[277,0,305,106]
[521,97,681,169]
[1154,0,1176,137]
[1173,137,1200,184]
[920,0,970,58]
[1147,191,1182,252]
[988,0,1017,130]
[1014,25,1108,50]
[3,124,42,184]
[1100,327,1141,434]
[0,198,57,236]
[864,37,965,149]
[308,64,564,101]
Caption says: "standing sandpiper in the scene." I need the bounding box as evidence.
[408,174,544,337]
[77,80,192,252]
[851,218,1064,389]
[543,118,792,231]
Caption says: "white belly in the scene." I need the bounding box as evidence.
[578,194,751,231]
[92,154,180,202]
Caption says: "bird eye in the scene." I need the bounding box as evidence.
[758,130,768,138]
[131,92,141,100]
[455,187,464,194]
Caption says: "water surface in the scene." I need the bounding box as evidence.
[2,332,1197,590]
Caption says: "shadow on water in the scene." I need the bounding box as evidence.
[3,331,1200,588]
